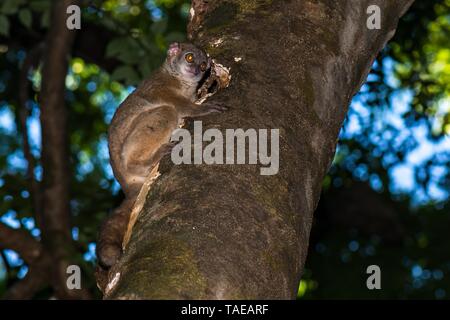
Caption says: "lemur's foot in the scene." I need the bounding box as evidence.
[97,202,131,269]
[97,242,122,269]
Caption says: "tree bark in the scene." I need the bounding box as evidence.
[103,0,414,299]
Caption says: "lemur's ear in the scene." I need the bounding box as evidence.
[167,42,180,57]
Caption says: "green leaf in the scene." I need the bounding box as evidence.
[29,0,50,12]
[106,37,143,64]
[18,8,32,28]
[165,31,186,44]
[1,0,23,15]
[111,66,140,85]
[151,18,168,34]
[139,59,155,79]
[0,15,9,36]
[106,38,125,58]
[40,9,50,28]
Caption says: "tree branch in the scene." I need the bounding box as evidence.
[2,268,48,300]
[4,19,120,76]
[0,223,44,265]
[40,0,77,238]
[0,223,52,299]
[18,43,45,229]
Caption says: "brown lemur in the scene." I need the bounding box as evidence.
[97,42,227,268]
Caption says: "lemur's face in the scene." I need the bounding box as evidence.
[167,42,210,82]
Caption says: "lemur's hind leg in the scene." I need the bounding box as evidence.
[96,141,176,269]
[98,107,179,269]
[97,195,135,268]
[121,141,177,249]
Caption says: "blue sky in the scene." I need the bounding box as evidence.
[340,58,450,206]
[343,89,450,205]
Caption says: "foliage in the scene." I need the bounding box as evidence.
[300,0,450,299]
[0,0,190,297]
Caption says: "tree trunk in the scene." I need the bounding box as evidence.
[103,0,414,299]
[39,0,90,299]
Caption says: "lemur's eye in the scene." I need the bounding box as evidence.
[185,53,194,63]
[200,62,207,72]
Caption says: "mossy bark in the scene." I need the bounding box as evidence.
[104,0,414,299]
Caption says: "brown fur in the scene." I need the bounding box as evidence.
[97,43,227,268]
